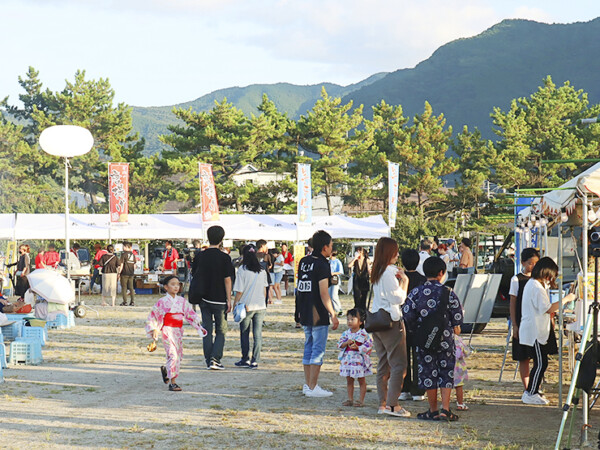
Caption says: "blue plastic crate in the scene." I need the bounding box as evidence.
[0,320,24,340]
[0,343,7,369]
[47,314,68,330]
[5,313,34,321]
[135,288,153,295]
[22,327,46,347]
[67,310,75,328]
[0,363,3,384]
[10,338,42,365]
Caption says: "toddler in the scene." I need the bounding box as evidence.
[337,308,373,407]
[454,334,471,410]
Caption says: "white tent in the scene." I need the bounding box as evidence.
[518,161,600,220]
[8,213,390,241]
[0,214,16,240]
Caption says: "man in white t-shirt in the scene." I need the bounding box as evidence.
[416,240,432,276]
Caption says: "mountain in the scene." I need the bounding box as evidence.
[342,18,600,139]
[131,18,600,153]
[132,73,388,154]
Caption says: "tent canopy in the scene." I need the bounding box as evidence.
[8,213,390,241]
[518,161,600,220]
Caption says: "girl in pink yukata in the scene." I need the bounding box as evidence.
[454,333,471,410]
[146,275,207,392]
[337,308,373,407]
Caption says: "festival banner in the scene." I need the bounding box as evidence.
[293,244,305,289]
[297,163,312,224]
[108,163,129,223]
[199,163,220,222]
[388,161,400,228]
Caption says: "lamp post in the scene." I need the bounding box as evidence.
[39,125,94,281]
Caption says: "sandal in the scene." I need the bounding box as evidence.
[168,383,182,391]
[456,403,469,411]
[438,408,459,422]
[160,366,169,384]
[342,399,354,407]
[417,409,439,421]
[353,400,364,407]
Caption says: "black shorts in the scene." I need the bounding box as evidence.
[513,325,558,361]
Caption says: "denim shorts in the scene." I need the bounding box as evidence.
[302,325,329,365]
[273,271,284,284]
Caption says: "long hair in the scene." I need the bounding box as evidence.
[531,256,559,289]
[242,244,262,273]
[371,237,399,284]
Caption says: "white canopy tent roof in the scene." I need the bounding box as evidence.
[8,213,390,241]
[518,161,600,220]
[0,214,16,240]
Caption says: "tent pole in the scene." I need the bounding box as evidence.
[558,222,564,407]
[582,193,589,445]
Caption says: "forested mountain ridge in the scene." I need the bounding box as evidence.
[132,17,600,153]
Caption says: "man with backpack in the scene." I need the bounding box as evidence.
[402,257,463,422]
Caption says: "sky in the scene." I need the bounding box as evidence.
[2,1,600,107]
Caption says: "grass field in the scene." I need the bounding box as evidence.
[0,293,594,449]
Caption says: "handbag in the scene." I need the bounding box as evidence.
[233,269,260,323]
[330,274,339,285]
[414,286,451,351]
[364,286,394,333]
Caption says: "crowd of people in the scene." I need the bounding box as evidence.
[3,228,570,417]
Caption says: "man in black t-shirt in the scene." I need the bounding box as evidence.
[295,230,339,398]
[189,226,235,370]
[118,241,136,306]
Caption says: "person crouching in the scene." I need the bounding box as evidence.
[146,275,207,392]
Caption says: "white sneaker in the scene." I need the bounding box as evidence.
[522,392,549,405]
[382,406,411,418]
[412,395,426,401]
[305,385,333,397]
[302,384,310,395]
[398,392,411,401]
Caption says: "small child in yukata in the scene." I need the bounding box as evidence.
[146,275,207,392]
[337,308,373,407]
[454,334,471,411]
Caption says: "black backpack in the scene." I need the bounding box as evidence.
[413,287,451,352]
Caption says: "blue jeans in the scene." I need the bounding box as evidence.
[240,309,266,362]
[302,325,329,366]
[328,285,342,313]
[200,300,228,365]
[90,268,102,292]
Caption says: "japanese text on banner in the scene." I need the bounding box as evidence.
[108,163,129,223]
[297,163,312,224]
[199,163,220,222]
[388,161,399,228]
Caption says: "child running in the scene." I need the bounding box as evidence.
[146,275,207,392]
[337,308,373,407]
[454,334,471,411]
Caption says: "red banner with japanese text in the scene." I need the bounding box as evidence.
[199,163,220,222]
[108,163,129,223]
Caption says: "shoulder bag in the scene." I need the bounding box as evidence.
[364,285,394,333]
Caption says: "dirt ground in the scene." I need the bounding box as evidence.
[0,293,596,449]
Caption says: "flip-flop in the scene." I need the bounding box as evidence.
[353,400,365,407]
[417,409,439,421]
[160,366,169,384]
[342,399,354,406]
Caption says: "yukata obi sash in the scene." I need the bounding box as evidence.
[163,313,184,328]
